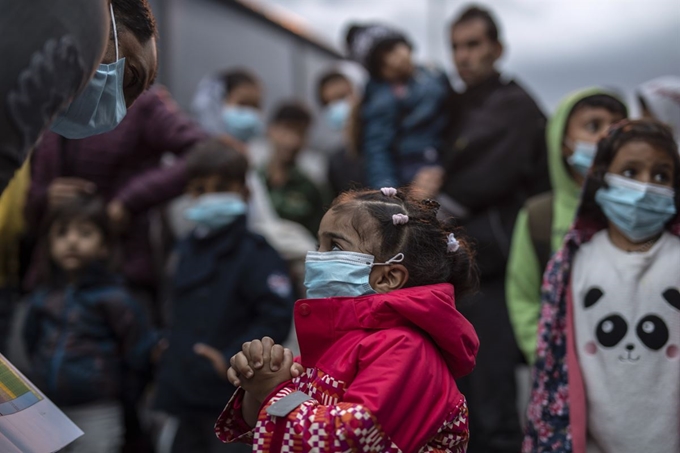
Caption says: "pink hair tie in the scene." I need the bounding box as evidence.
[381,187,398,197]
[447,233,460,253]
[392,213,409,225]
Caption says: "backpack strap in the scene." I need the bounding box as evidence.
[526,191,555,272]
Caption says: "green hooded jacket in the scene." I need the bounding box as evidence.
[506,88,623,364]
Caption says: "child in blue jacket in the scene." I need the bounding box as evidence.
[346,23,452,188]
[153,138,295,453]
[23,195,158,453]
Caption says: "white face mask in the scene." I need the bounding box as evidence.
[303,251,404,299]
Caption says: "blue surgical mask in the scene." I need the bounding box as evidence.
[304,251,404,299]
[567,140,598,176]
[50,4,127,139]
[324,99,351,131]
[222,106,263,142]
[184,193,247,232]
[595,173,677,242]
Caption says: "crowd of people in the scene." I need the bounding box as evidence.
[0,1,679,452]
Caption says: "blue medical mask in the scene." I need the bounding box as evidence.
[304,251,404,299]
[50,4,127,139]
[324,99,351,131]
[567,140,598,176]
[184,193,247,232]
[222,106,263,142]
[595,173,677,242]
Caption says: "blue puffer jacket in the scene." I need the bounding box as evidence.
[23,264,156,407]
[361,66,452,188]
[153,216,295,416]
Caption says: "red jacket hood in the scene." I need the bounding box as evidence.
[296,283,479,378]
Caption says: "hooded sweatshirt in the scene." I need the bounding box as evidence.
[638,76,680,145]
[215,283,479,452]
[506,88,623,364]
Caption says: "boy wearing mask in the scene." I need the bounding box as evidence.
[316,71,365,196]
[506,89,627,364]
[154,139,294,453]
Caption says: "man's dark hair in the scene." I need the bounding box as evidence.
[451,5,500,43]
[186,139,249,186]
[220,69,259,97]
[112,0,157,42]
[270,102,313,129]
[317,71,350,106]
[571,94,628,120]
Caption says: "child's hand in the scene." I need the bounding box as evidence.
[228,337,305,385]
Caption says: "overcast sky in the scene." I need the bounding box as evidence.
[255,0,680,113]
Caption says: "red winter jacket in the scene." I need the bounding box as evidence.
[215,283,479,452]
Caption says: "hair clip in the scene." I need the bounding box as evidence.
[392,213,409,225]
[447,233,460,253]
[381,187,398,197]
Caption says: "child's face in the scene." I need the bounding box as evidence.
[564,106,625,155]
[187,175,246,199]
[317,206,406,294]
[608,141,675,187]
[268,122,308,165]
[50,219,107,274]
[225,82,262,110]
[379,43,414,83]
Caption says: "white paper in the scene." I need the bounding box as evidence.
[0,354,83,453]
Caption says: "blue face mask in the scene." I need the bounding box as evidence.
[567,140,598,176]
[222,106,263,142]
[184,193,248,232]
[595,173,677,242]
[50,4,127,139]
[304,251,404,299]
[324,99,351,131]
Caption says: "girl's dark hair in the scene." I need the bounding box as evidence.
[219,69,259,98]
[331,188,479,297]
[581,119,680,225]
[36,195,116,284]
[366,38,410,80]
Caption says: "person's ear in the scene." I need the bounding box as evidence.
[493,40,504,61]
[369,264,409,294]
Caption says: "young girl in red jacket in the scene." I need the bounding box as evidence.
[213,187,480,452]
[524,120,680,453]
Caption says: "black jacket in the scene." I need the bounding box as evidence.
[154,216,294,415]
[442,74,549,280]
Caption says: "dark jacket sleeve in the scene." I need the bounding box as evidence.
[444,90,548,212]
[114,87,208,213]
[22,293,42,357]
[223,240,295,357]
[25,135,61,233]
[102,289,158,374]
[361,83,400,188]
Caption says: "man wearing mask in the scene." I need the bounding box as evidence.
[0,0,159,193]
[316,70,365,196]
[438,6,549,453]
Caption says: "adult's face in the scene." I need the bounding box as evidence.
[451,18,502,88]
[100,23,158,108]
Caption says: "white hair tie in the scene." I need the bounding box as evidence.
[447,233,460,253]
[392,214,409,225]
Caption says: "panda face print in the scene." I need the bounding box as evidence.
[582,287,680,363]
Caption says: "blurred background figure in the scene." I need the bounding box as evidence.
[438,6,548,452]
[346,22,452,189]
[315,70,366,196]
[507,90,627,367]
[154,140,293,453]
[638,76,680,145]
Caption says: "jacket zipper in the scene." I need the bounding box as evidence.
[49,286,75,394]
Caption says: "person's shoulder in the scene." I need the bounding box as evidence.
[495,76,543,111]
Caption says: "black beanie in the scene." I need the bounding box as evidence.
[345,23,410,70]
